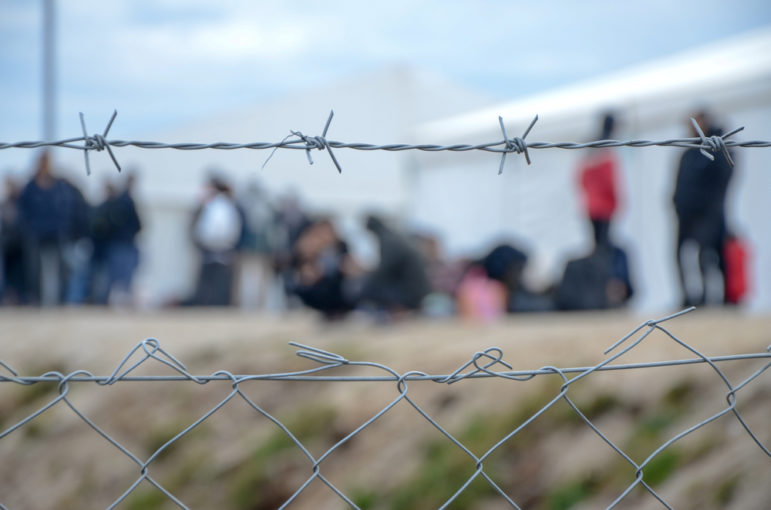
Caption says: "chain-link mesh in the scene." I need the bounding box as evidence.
[1,307,769,509]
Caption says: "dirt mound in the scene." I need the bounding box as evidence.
[0,309,768,509]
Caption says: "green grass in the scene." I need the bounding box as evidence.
[144,419,205,461]
[663,378,698,408]
[227,405,338,510]
[713,473,740,506]
[544,475,599,510]
[350,487,378,509]
[389,379,574,509]
[641,449,681,486]
[124,485,169,510]
[14,381,57,407]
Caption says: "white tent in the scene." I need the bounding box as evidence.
[409,28,771,313]
[56,66,494,305]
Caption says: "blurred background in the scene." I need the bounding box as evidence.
[1,1,770,316]
[2,3,771,509]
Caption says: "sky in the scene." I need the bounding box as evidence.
[1,0,770,170]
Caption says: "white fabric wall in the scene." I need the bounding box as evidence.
[409,88,771,313]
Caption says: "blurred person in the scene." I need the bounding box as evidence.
[1,177,24,304]
[358,215,430,315]
[455,264,507,321]
[555,241,633,311]
[190,173,245,306]
[17,151,85,306]
[411,232,465,317]
[556,113,634,311]
[673,110,734,307]
[61,176,92,305]
[578,112,621,249]
[90,175,142,306]
[481,243,555,313]
[235,179,278,310]
[290,217,358,319]
[273,192,312,308]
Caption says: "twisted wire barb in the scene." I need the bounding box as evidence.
[689,118,743,167]
[2,110,767,175]
[0,309,768,509]
[498,114,538,173]
[78,110,122,175]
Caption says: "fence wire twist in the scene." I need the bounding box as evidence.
[1,307,769,509]
[2,110,770,175]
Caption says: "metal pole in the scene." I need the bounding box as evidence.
[43,0,56,141]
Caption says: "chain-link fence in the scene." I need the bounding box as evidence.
[1,308,769,509]
[2,111,770,508]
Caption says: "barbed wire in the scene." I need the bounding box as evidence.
[1,307,769,509]
[1,110,769,175]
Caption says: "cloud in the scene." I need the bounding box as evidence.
[1,0,770,144]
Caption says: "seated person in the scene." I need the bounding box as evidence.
[358,215,430,313]
[556,241,633,311]
[290,218,357,319]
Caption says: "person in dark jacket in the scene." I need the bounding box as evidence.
[556,243,633,311]
[17,151,81,305]
[90,176,142,305]
[481,243,555,312]
[358,215,430,313]
[673,111,734,306]
[1,177,25,304]
[61,177,92,304]
[291,218,356,319]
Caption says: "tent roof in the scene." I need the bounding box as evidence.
[416,27,771,141]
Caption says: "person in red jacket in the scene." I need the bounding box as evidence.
[559,112,634,310]
[579,113,619,248]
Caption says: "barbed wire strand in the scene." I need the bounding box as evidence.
[1,309,769,509]
[2,110,769,176]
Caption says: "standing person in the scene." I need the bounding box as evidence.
[60,176,92,305]
[358,215,430,314]
[17,152,73,306]
[190,173,245,306]
[1,177,24,304]
[673,110,734,306]
[578,113,620,249]
[90,175,142,305]
[107,173,141,306]
[558,112,634,311]
[273,192,311,308]
[235,179,277,310]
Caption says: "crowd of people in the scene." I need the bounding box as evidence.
[0,151,141,306]
[0,109,744,316]
[184,173,435,318]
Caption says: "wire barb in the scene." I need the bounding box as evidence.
[498,114,538,173]
[689,116,743,167]
[289,110,343,173]
[78,110,122,175]
[3,111,770,176]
